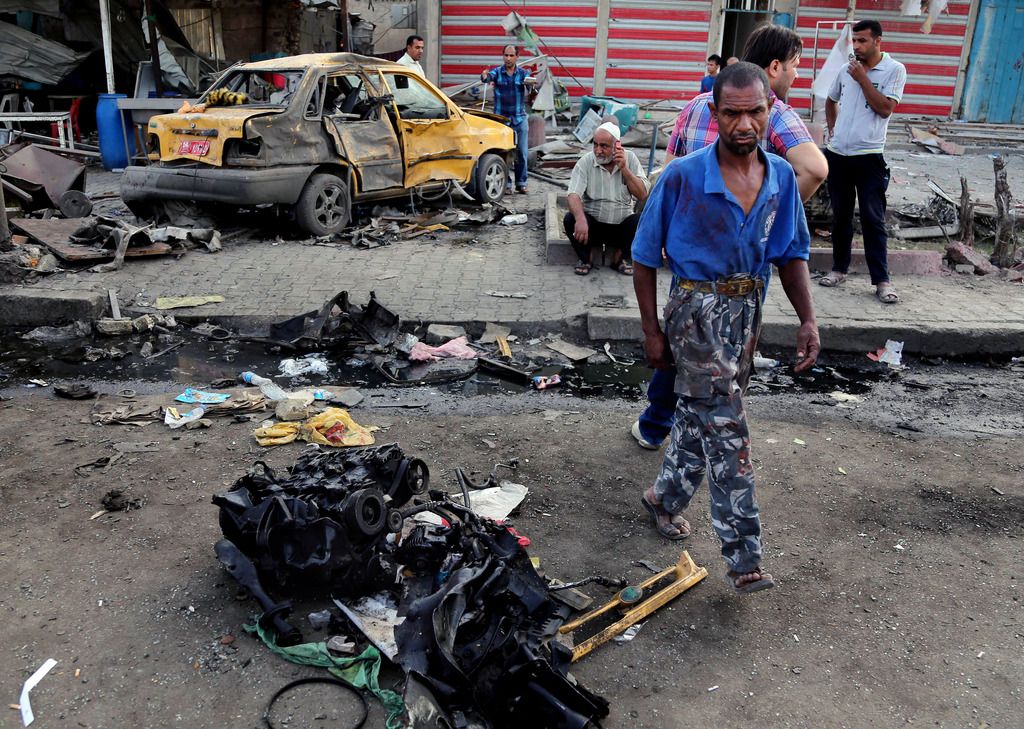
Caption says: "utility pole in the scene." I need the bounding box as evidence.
[143,0,164,95]
[338,0,349,51]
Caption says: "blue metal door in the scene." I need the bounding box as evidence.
[961,0,1024,123]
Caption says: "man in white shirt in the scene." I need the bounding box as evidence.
[564,122,649,276]
[821,19,907,304]
[396,35,425,77]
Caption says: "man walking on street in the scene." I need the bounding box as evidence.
[481,45,535,194]
[631,63,820,593]
[820,19,906,304]
[565,121,649,276]
[396,35,426,77]
[631,23,827,453]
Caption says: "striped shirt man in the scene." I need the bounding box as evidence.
[483,66,531,125]
[568,149,649,224]
[667,90,812,159]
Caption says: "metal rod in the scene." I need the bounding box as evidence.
[99,0,116,94]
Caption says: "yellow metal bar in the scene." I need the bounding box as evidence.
[559,551,708,662]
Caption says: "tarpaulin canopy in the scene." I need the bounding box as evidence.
[0,20,90,85]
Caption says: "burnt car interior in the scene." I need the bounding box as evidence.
[207,69,306,107]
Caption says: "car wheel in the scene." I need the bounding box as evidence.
[295,173,350,236]
[471,153,507,204]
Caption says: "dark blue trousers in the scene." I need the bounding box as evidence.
[824,149,891,285]
[637,367,677,445]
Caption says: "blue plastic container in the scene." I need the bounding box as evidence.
[96,93,134,170]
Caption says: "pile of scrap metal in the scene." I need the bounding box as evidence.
[213,443,610,728]
[0,143,92,217]
[265,291,479,386]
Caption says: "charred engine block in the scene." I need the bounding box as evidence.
[212,443,428,595]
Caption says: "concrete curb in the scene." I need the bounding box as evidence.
[588,306,1024,357]
[0,288,106,326]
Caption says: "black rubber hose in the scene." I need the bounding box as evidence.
[263,676,368,729]
[454,468,473,511]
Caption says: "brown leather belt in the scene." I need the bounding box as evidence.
[674,277,764,296]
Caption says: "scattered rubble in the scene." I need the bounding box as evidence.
[213,444,610,728]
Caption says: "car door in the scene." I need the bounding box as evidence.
[321,71,405,192]
[377,71,475,188]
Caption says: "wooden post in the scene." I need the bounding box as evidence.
[992,154,1015,268]
[143,0,164,95]
[337,0,349,51]
[959,175,974,249]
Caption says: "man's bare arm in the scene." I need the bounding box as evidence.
[633,263,671,369]
[825,98,839,136]
[777,258,820,372]
[786,142,828,202]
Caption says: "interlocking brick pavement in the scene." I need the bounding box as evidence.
[3,170,1023,356]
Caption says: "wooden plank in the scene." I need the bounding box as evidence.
[12,217,171,262]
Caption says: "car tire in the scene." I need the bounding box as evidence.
[295,173,350,236]
[470,153,507,204]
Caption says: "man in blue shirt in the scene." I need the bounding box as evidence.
[632,62,820,594]
[700,54,722,94]
[480,45,535,193]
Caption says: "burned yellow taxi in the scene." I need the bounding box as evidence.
[121,53,515,235]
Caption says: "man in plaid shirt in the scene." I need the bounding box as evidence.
[631,24,828,453]
[481,45,536,193]
[664,24,826,201]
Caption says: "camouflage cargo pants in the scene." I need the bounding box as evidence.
[651,281,764,574]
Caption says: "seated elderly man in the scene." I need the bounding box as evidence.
[564,122,650,276]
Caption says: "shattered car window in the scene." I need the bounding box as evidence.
[382,73,449,120]
[204,70,305,107]
[323,73,373,117]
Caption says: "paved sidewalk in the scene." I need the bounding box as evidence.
[2,172,1023,356]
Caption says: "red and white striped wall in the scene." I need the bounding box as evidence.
[439,1,972,116]
[439,0,601,98]
[439,0,711,103]
[791,0,973,117]
[603,1,712,102]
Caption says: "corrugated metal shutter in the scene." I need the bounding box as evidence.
[171,8,216,59]
[791,0,972,117]
[604,0,712,103]
[439,0,600,98]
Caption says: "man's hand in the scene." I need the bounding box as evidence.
[793,320,820,373]
[846,59,868,85]
[613,141,627,171]
[644,331,674,370]
[573,217,589,245]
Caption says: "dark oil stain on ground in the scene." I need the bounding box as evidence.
[0,329,889,401]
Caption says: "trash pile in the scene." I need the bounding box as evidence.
[213,444,611,728]
[303,204,517,249]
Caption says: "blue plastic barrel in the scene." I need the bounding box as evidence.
[96,93,134,170]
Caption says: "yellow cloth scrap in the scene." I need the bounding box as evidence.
[254,407,377,447]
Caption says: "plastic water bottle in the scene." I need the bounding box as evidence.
[240,371,289,401]
[310,389,334,401]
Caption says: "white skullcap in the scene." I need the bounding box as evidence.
[595,121,621,140]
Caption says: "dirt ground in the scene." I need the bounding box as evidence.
[0,374,1021,728]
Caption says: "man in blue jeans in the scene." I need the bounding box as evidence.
[481,45,535,193]
[631,23,827,450]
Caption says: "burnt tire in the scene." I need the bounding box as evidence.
[295,173,351,236]
[470,153,507,205]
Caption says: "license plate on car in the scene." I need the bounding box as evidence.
[177,140,210,156]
